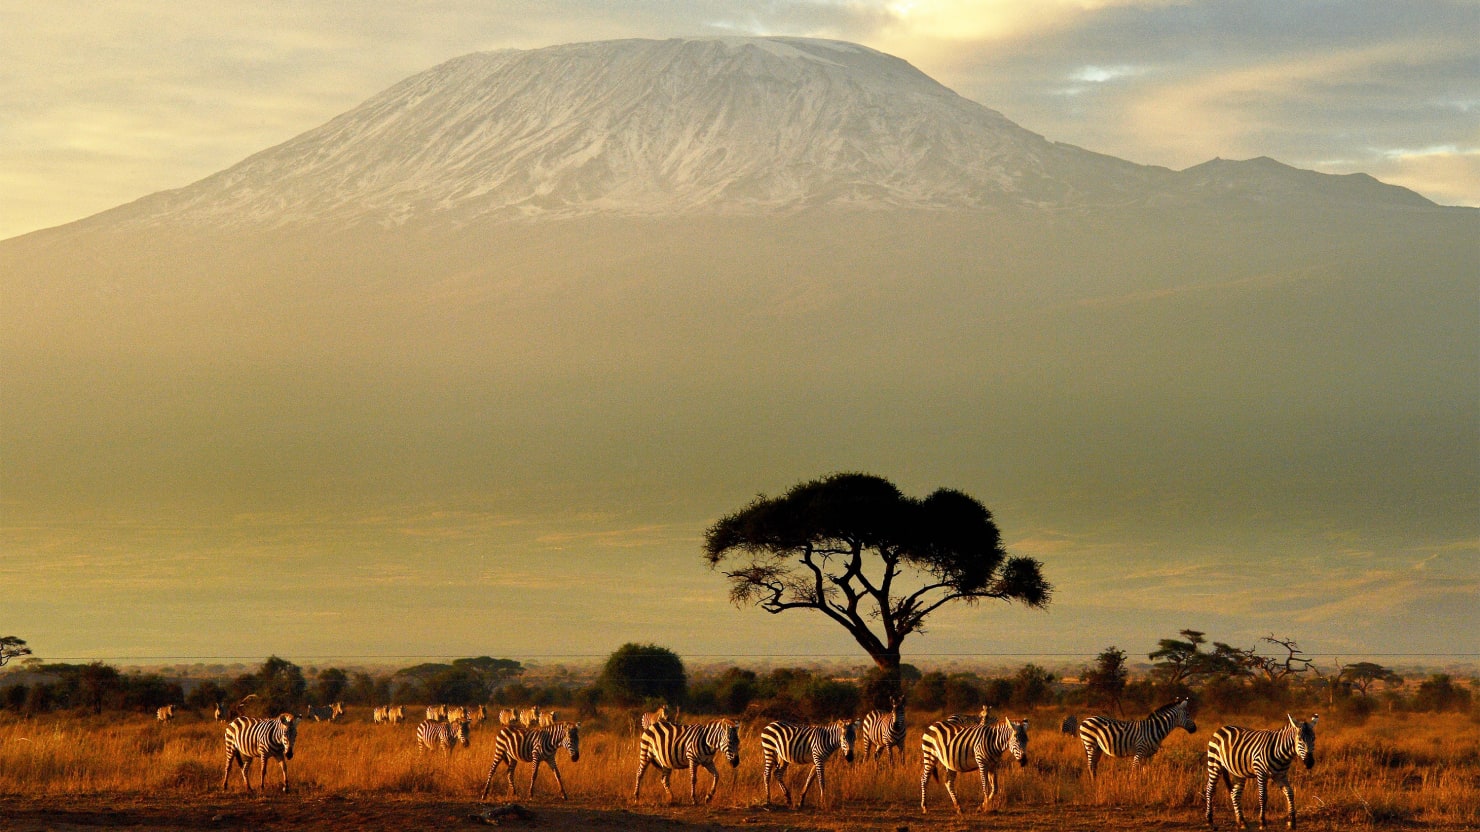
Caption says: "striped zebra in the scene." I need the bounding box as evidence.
[447,705,468,722]
[426,704,448,722]
[858,696,907,763]
[213,702,223,722]
[1078,697,1196,777]
[417,718,471,754]
[633,718,741,805]
[479,722,581,801]
[471,705,488,725]
[920,716,1030,813]
[156,704,175,722]
[305,702,344,722]
[520,705,541,725]
[538,710,557,727]
[1205,714,1319,830]
[221,713,299,792]
[760,719,856,809]
[374,706,389,724]
[498,708,520,726]
[638,705,668,735]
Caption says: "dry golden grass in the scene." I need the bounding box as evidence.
[1,707,1475,830]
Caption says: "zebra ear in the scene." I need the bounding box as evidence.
[1287,713,1297,728]
[1309,714,1319,726]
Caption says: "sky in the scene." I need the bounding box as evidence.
[2,0,1478,241]
[2,1,1478,671]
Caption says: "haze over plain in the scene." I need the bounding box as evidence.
[2,30,1476,666]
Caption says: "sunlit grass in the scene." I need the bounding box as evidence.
[0,707,1475,827]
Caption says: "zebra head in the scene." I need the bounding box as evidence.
[717,720,741,768]
[1006,717,1030,767]
[278,713,298,760]
[1289,713,1318,769]
[562,722,581,762]
[891,695,906,725]
[1176,696,1197,734]
[453,718,471,748]
[839,719,857,763]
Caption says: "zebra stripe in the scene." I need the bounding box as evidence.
[479,722,581,801]
[426,704,447,722]
[633,718,741,805]
[221,714,299,792]
[858,697,907,763]
[1078,697,1196,777]
[760,719,856,810]
[1205,714,1318,830]
[498,708,520,726]
[417,718,471,754]
[920,716,1030,813]
[156,705,174,722]
[538,710,557,727]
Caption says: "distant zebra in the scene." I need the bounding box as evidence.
[633,718,741,805]
[426,704,447,722]
[1060,714,1078,735]
[305,702,344,722]
[480,722,582,801]
[374,706,388,724]
[447,705,468,722]
[221,713,299,792]
[471,705,488,725]
[417,718,471,755]
[920,716,1030,813]
[1205,714,1319,830]
[858,696,907,763]
[498,708,520,726]
[156,704,175,722]
[213,702,224,722]
[940,705,992,726]
[639,705,669,735]
[760,719,856,809]
[538,710,557,727]
[520,706,541,725]
[1078,697,1196,777]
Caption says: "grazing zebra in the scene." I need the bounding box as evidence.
[221,713,299,792]
[498,708,520,726]
[156,704,175,722]
[1060,714,1078,735]
[760,719,856,809]
[417,718,471,754]
[633,718,741,805]
[480,722,581,801]
[858,697,907,763]
[1078,697,1196,777]
[920,716,1030,814]
[305,702,344,722]
[1205,714,1319,830]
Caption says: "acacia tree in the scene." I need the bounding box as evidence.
[703,473,1050,683]
[1,636,32,668]
[1084,646,1129,712]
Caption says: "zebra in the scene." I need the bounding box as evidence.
[426,704,447,722]
[920,716,1030,814]
[638,705,669,735]
[498,708,520,726]
[633,718,741,805]
[858,696,907,763]
[479,722,581,801]
[520,705,541,725]
[388,705,405,724]
[373,706,388,724]
[760,719,856,809]
[1060,714,1078,735]
[156,704,175,722]
[213,702,224,722]
[1205,714,1319,830]
[305,702,344,722]
[417,718,471,754]
[471,705,488,725]
[538,710,557,727]
[447,705,468,722]
[1078,696,1196,777]
[221,713,299,792]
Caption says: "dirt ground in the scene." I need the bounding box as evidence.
[3,793,1449,832]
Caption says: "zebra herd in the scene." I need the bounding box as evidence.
[207,696,1320,826]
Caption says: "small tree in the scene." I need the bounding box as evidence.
[599,643,686,707]
[1,636,32,668]
[704,473,1050,690]
[1084,647,1129,713]
[1340,662,1402,697]
[314,668,349,705]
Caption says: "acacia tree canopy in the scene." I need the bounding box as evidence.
[703,473,1051,676]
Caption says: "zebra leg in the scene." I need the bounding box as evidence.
[479,755,501,800]
[505,761,518,798]
[920,753,935,813]
[1084,740,1101,778]
[701,760,720,804]
[240,757,255,793]
[797,764,818,809]
[1229,777,1248,828]
[983,767,997,809]
[943,770,963,814]
[278,754,290,792]
[1277,774,1297,829]
[549,761,567,800]
[259,753,269,792]
[1204,762,1221,828]
[1256,772,1270,830]
[222,751,237,791]
[527,759,542,798]
[659,768,675,803]
[632,755,651,801]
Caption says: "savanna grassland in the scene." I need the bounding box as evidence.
[2,706,1477,832]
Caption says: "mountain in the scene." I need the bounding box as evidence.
[2,37,1475,650]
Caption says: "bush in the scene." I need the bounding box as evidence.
[802,679,860,721]
[1413,675,1473,713]
[599,643,687,707]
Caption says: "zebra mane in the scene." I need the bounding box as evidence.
[1148,698,1189,719]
